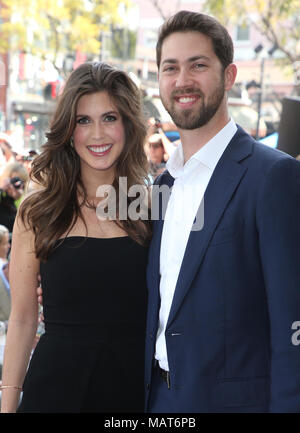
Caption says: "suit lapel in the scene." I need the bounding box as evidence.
[166,127,254,328]
[148,172,174,295]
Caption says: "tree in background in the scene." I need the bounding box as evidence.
[203,0,300,95]
[110,27,137,60]
[0,0,131,75]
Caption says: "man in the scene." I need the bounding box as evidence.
[145,10,300,413]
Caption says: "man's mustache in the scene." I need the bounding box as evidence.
[171,87,204,98]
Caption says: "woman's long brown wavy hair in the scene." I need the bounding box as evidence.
[19,62,152,261]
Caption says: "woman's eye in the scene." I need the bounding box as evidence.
[105,115,117,122]
[76,117,90,124]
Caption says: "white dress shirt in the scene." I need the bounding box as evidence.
[155,119,237,371]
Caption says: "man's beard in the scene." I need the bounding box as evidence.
[161,76,225,130]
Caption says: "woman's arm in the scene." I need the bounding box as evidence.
[0,213,40,412]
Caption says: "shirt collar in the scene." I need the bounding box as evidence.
[166,118,237,178]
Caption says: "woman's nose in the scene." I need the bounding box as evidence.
[91,122,105,140]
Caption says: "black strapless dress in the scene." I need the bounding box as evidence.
[18,236,148,413]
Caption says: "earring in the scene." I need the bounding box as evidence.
[70,136,74,148]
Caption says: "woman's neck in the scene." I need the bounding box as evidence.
[80,169,115,202]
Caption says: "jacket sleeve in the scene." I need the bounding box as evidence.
[257,156,300,412]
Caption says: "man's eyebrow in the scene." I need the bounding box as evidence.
[161,58,177,66]
[188,55,210,62]
[161,55,210,66]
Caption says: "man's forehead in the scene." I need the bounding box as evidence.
[160,31,214,63]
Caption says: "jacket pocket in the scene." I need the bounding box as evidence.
[213,376,270,408]
[209,223,242,246]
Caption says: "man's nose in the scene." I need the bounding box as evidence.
[175,68,193,88]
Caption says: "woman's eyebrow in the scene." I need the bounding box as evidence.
[75,110,118,117]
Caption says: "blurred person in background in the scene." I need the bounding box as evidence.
[0,225,10,323]
[0,261,10,323]
[1,61,151,413]
[0,162,30,190]
[0,260,10,387]
[15,154,34,175]
[146,133,166,179]
[0,162,29,233]
[0,134,16,177]
[0,225,10,268]
[22,150,38,175]
[145,117,178,180]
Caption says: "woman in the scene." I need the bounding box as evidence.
[0,62,151,413]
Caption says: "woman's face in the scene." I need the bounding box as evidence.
[0,232,10,259]
[73,91,126,179]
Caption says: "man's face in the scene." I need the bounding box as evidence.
[158,31,226,130]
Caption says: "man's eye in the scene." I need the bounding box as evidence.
[194,63,206,69]
[163,66,176,73]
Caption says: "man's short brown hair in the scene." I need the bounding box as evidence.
[156,10,234,71]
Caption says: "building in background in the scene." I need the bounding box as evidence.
[0,0,296,146]
[0,53,8,132]
[8,52,58,151]
[0,0,8,132]
[0,2,57,151]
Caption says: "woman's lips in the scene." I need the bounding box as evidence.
[87,144,113,156]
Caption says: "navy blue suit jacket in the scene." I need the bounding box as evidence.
[145,126,300,412]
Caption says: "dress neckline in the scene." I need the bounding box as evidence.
[56,235,130,242]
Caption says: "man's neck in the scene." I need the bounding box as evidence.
[179,113,231,163]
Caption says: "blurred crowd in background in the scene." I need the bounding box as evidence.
[0,132,37,331]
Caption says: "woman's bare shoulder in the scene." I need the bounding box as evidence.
[26,179,45,193]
